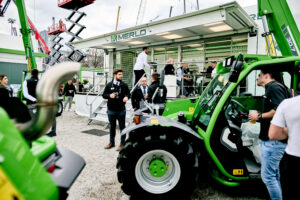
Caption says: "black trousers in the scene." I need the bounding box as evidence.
[107,109,126,145]
[280,152,300,200]
[134,69,145,85]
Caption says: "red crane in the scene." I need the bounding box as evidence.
[27,17,51,54]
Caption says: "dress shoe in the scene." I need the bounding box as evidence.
[104,142,115,149]
[116,144,124,151]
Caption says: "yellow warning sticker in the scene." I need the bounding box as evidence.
[233,169,244,175]
[0,167,24,200]
[189,107,194,114]
[150,119,159,124]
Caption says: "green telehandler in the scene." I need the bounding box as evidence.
[116,0,300,199]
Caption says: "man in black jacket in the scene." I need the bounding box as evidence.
[63,80,76,111]
[23,69,39,105]
[147,72,167,103]
[164,58,175,75]
[131,76,148,111]
[103,68,130,151]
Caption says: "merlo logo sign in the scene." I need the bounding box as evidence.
[111,29,146,42]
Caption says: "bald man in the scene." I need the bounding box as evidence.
[164,58,175,75]
[131,76,149,110]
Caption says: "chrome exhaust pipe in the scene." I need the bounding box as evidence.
[17,62,81,141]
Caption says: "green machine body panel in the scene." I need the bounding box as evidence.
[258,0,300,56]
[163,97,199,120]
[0,108,58,200]
[31,136,57,161]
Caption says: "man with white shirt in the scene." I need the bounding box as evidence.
[269,96,300,200]
[133,47,150,85]
[131,76,148,111]
[23,69,39,105]
[210,61,217,78]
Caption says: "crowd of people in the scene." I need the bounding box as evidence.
[1,46,299,200]
[134,47,217,98]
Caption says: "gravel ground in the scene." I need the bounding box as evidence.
[54,108,268,200]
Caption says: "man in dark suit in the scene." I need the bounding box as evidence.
[131,76,148,111]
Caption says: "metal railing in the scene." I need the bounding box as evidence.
[177,73,213,97]
[85,72,110,105]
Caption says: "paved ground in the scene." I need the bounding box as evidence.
[54,108,268,200]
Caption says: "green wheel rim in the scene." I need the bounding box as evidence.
[149,159,167,178]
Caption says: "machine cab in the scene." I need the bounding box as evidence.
[192,54,300,184]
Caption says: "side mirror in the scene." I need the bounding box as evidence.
[229,54,244,83]
[223,56,235,67]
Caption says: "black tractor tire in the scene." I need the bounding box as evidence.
[117,129,199,200]
[56,101,63,117]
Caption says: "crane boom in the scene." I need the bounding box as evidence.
[15,0,37,69]
[27,17,50,54]
[258,0,300,56]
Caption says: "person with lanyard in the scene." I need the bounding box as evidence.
[248,68,291,200]
[131,76,148,111]
[102,68,130,151]
[133,47,150,85]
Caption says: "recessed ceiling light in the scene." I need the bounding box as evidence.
[209,25,232,32]
[101,45,115,48]
[128,41,145,45]
[203,21,223,27]
[163,34,182,39]
[187,44,202,47]
[156,32,170,36]
[154,48,165,51]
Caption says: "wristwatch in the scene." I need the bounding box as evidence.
[258,113,262,121]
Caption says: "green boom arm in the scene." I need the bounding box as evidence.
[258,0,300,56]
[15,0,37,69]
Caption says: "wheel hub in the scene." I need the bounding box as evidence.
[135,149,181,194]
[149,158,167,178]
